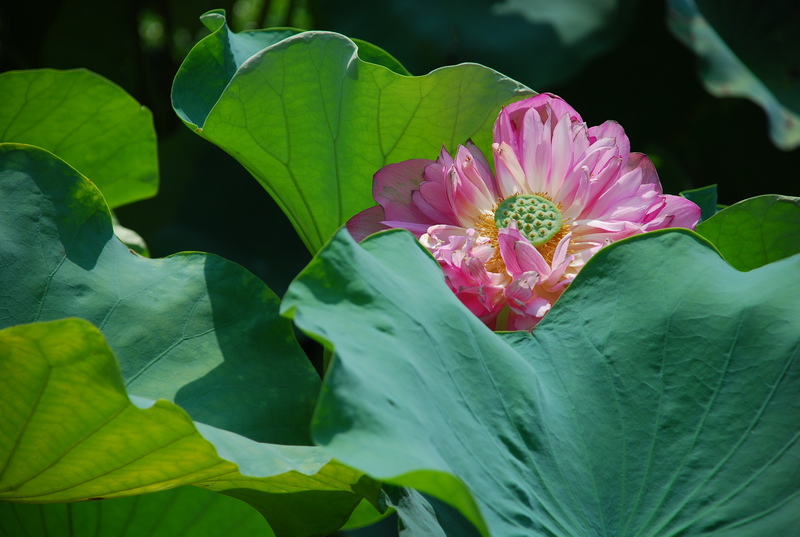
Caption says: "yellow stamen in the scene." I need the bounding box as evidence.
[473,193,571,273]
[475,212,505,273]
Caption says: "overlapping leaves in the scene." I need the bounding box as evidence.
[0,144,378,536]
[283,225,800,536]
[0,318,376,537]
[0,143,316,444]
[3,10,799,537]
[311,0,637,88]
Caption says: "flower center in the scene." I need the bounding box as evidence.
[494,195,563,246]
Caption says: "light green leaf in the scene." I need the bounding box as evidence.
[0,69,158,207]
[0,318,377,537]
[0,486,275,537]
[697,194,800,271]
[283,228,800,536]
[0,142,316,446]
[667,0,800,149]
[171,10,532,252]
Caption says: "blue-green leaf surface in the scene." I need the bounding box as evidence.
[283,228,800,536]
[680,184,718,222]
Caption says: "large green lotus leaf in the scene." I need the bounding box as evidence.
[0,69,158,208]
[282,228,800,536]
[0,318,378,537]
[697,194,800,271]
[667,0,800,149]
[171,10,531,253]
[0,486,275,537]
[0,142,316,446]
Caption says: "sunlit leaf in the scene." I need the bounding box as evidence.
[172,10,531,252]
[0,69,158,207]
[0,318,378,537]
[0,142,385,535]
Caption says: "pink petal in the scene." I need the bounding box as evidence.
[642,195,701,230]
[626,153,660,188]
[381,220,437,236]
[544,109,577,194]
[493,142,527,198]
[494,107,520,155]
[456,143,500,204]
[497,227,551,276]
[555,167,591,218]
[444,144,500,225]
[347,205,389,242]
[414,160,459,224]
[508,307,549,331]
[588,121,630,164]
[518,105,550,193]
[373,159,437,224]
[503,93,583,126]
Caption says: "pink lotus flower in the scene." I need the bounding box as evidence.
[349,94,701,330]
